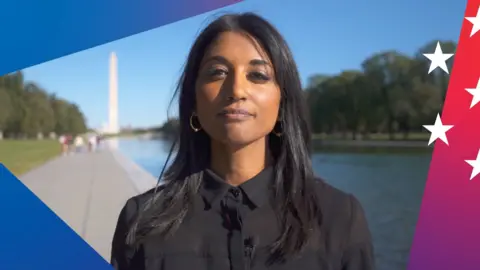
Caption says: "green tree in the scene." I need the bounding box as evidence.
[65,104,88,135]
[0,87,12,131]
[304,39,451,140]
[361,51,414,139]
[160,118,180,138]
[414,40,456,104]
[0,71,88,138]
[21,83,55,137]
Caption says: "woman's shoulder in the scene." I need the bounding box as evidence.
[313,177,354,203]
[111,186,169,268]
[119,185,166,223]
[312,177,367,228]
[312,177,374,267]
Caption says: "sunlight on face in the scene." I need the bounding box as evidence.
[195,31,281,147]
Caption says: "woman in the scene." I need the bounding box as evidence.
[111,12,374,270]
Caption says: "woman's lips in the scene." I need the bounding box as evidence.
[218,108,253,121]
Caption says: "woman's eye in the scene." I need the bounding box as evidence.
[248,71,270,82]
[207,68,228,77]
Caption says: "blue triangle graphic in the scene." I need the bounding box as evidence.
[0,164,112,270]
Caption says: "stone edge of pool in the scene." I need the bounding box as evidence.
[108,145,159,195]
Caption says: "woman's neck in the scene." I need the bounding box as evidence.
[210,138,271,186]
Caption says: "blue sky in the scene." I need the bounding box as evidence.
[22,0,466,129]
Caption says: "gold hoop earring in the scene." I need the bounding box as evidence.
[272,121,283,137]
[190,113,201,132]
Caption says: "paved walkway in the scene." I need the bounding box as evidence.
[19,148,157,262]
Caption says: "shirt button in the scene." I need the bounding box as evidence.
[230,188,240,198]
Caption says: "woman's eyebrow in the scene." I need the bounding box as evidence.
[201,55,230,66]
[249,59,269,67]
[200,56,270,69]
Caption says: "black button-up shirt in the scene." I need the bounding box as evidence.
[111,167,374,270]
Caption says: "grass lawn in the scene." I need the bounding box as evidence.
[0,139,61,176]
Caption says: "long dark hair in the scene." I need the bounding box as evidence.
[127,12,321,262]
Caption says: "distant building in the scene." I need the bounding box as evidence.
[108,52,119,134]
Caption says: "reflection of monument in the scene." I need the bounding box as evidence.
[108,52,119,134]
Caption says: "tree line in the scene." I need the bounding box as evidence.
[0,71,88,139]
[305,40,455,140]
[158,40,456,141]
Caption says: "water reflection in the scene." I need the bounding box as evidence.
[116,137,173,177]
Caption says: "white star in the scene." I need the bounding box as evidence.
[465,77,480,109]
[422,42,454,74]
[422,113,454,146]
[465,149,480,180]
[465,6,480,37]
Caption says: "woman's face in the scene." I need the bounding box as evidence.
[195,31,281,147]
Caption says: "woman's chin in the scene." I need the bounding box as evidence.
[207,126,268,148]
[219,134,265,148]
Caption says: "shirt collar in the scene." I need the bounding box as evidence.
[200,166,273,209]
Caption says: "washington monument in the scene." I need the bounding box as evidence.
[108,52,119,134]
